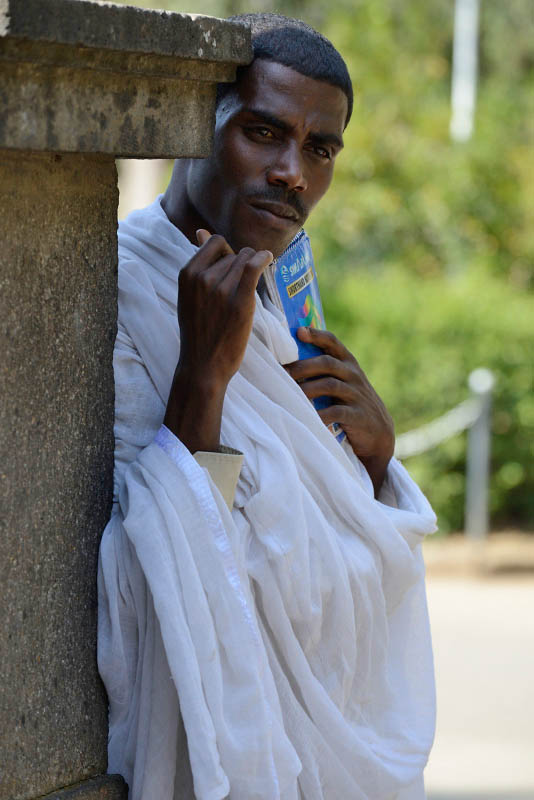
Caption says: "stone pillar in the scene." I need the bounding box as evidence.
[0,3,251,799]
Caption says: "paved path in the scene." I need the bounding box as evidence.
[424,576,534,800]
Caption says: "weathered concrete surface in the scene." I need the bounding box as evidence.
[39,775,126,800]
[0,0,252,157]
[0,150,118,800]
[0,57,218,157]
[0,3,251,798]
[0,0,250,64]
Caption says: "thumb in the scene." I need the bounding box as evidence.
[196,228,212,246]
[297,326,313,342]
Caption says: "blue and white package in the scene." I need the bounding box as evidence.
[266,230,345,443]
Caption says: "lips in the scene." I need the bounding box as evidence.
[249,200,300,224]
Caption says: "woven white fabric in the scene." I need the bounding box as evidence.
[98,197,437,800]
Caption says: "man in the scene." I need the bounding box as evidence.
[98,14,437,800]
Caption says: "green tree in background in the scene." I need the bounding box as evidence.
[115,0,534,532]
[305,0,534,531]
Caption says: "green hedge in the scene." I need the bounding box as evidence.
[319,267,533,532]
[304,0,534,532]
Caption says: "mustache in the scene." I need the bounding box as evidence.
[245,186,308,221]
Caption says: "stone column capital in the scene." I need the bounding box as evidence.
[0,0,252,156]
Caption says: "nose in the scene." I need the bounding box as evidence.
[266,142,307,193]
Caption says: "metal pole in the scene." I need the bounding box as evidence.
[465,368,495,539]
[450,0,480,142]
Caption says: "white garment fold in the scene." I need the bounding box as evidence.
[98,197,437,800]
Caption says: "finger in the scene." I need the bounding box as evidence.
[285,354,353,382]
[317,404,350,428]
[179,254,236,307]
[298,376,355,403]
[186,233,234,276]
[217,247,258,293]
[297,327,352,361]
[195,253,237,290]
[196,228,212,246]
[235,249,274,296]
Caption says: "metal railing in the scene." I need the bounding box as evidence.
[395,368,495,539]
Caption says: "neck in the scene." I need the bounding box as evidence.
[161,160,209,246]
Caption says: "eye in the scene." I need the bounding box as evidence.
[246,126,276,140]
[312,145,332,160]
[305,142,332,160]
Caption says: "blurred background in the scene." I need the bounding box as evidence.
[115,1,534,796]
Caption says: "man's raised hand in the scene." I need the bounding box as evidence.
[164,230,273,454]
[284,327,395,496]
[177,230,272,386]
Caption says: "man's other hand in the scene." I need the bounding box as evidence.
[285,327,395,496]
[164,230,272,454]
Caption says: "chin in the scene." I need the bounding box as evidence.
[270,233,299,258]
[223,199,304,257]
[231,227,299,259]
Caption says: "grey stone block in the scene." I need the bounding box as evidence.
[37,775,127,800]
[0,56,219,157]
[0,0,251,64]
[0,0,252,157]
[1,3,252,798]
[0,150,118,800]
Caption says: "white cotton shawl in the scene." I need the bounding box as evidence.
[98,197,437,800]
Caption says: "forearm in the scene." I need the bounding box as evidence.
[163,234,271,455]
[360,450,394,498]
[164,367,227,454]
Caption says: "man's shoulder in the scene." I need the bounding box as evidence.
[117,198,163,261]
[118,197,196,282]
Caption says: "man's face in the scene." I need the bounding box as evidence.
[185,59,348,257]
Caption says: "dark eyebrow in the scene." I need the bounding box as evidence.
[240,107,344,151]
[240,107,292,133]
[308,131,344,151]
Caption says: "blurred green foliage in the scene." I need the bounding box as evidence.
[320,268,533,532]
[116,0,533,530]
[308,0,534,289]
[305,0,534,531]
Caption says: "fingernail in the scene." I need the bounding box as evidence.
[196,229,210,244]
[254,250,273,266]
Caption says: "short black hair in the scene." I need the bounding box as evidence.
[217,13,353,128]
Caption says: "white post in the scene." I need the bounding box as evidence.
[450,0,480,142]
[465,368,495,539]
